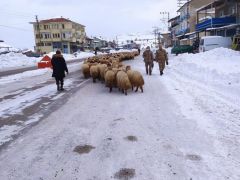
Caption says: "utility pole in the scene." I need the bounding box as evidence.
[152,26,160,45]
[35,15,42,53]
[160,11,170,30]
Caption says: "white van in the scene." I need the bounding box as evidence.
[199,36,232,52]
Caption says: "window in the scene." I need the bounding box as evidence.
[62,24,65,29]
[62,33,66,38]
[229,6,236,15]
[219,10,224,17]
[44,42,52,46]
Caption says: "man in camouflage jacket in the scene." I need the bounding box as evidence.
[155,44,168,76]
[143,46,154,75]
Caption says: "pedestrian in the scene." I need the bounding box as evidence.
[155,44,168,76]
[94,47,98,56]
[143,46,154,75]
[51,50,69,91]
[138,47,141,55]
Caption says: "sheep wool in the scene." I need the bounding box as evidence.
[90,65,99,83]
[116,71,132,95]
[104,68,116,92]
[81,63,90,78]
[126,66,144,92]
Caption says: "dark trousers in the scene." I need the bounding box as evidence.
[55,77,64,87]
[145,62,153,75]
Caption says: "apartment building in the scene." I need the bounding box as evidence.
[30,17,86,54]
[176,0,214,45]
[196,0,240,37]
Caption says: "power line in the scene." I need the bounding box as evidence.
[0,24,32,32]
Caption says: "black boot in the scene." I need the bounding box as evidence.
[57,84,60,91]
[60,83,64,91]
[160,71,163,76]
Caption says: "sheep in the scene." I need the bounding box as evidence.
[81,63,90,78]
[116,70,132,95]
[98,64,108,82]
[90,64,99,83]
[126,66,144,93]
[104,67,117,92]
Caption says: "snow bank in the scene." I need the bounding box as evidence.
[0,52,41,70]
[0,51,95,71]
[173,47,240,75]
[44,51,95,61]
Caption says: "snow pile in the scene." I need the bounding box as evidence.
[164,47,240,124]
[0,51,95,70]
[0,52,40,70]
[44,51,95,61]
[174,47,240,75]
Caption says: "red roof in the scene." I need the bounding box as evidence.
[39,18,72,23]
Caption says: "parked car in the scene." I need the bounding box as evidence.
[22,50,42,57]
[171,45,193,55]
[199,36,232,52]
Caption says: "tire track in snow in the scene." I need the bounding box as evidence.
[0,69,90,150]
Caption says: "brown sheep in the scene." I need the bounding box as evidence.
[90,64,99,83]
[126,66,144,93]
[81,63,90,78]
[104,67,117,92]
[116,70,132,95]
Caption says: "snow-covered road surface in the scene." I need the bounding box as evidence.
[0,51,240,180]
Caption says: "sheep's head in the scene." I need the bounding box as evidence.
[126,66,131,71]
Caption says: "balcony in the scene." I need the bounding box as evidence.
[175,28,190,36]
[196,16,236,32]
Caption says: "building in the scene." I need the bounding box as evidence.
[92,37,108,50]
[30,17,86,54]
[175,0,214,45]
[168,15,181,43]
[196,0,240,38]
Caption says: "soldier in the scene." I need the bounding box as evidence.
[143,46,154,75]
[155,44,168,76]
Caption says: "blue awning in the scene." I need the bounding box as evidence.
[196,16,236,32]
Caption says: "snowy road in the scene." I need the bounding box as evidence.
[0,53,240,180]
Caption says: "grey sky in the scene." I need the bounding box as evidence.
[0,0,178,49]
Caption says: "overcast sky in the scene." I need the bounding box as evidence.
[0,0,178,49]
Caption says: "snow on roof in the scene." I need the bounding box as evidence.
[0,42,12,48]
[185,32,196,36]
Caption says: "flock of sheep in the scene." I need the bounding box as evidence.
[81,51,144,95]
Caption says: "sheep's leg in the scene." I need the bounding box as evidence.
[122,89,124,94]
[109,87,112,93]
[132,86,134,91]
[140,86,143,93]
[125,90,128,95]
[135,87,139,92]
[93,78,96,83]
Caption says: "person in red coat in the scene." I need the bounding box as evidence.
[51,50,69,91]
